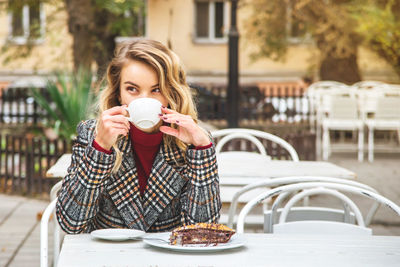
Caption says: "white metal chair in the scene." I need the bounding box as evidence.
[306,81,348,158]
[226,176,379,229]
[212,128,300,226]
[211,128,299,161]
[365,97,400,162]
[322,96,364,161]
[236,182,400,234]
[41,180,63,267]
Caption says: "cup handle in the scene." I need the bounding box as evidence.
[125,107,133,122]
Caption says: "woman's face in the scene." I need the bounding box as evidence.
[119,59,168,107]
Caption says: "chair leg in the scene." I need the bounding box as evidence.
[358,127,364,162]
[322,126,329,160]
[54,218,61,266]
[368,127,374,162]
[316,123,321,159]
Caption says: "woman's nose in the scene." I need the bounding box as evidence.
[138,92,151,98]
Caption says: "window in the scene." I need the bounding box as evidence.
[8,0,45,45]
[286,1,310,43]
[194,0,228,43]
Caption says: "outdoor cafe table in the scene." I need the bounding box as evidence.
[57,233,400,267]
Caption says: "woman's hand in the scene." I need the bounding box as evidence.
[159,107,210,147]
[95,106,130,150]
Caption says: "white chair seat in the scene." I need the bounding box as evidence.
[273,221,372,235]
[322,119,363,129]
[365,119,400,129]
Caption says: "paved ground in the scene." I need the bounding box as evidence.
[0,152,399,266]
[0,194,54,267]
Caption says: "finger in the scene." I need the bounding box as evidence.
[161,106,179,115]
[159,113,191,124]
[104,121,130,132]
[109,122,130,131]
[104,105,128,116]
[159,126,179,137]
[106,114,130,128]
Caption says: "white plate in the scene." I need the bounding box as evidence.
[91,228,145,241]
[143,232,245,252]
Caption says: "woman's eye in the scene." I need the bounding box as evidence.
[127,86,138,92]
[152,88,161,93]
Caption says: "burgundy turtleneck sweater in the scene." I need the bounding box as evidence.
[93,124,211,195]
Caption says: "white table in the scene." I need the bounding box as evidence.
[217,152,356,182]
[216,152,356,204]
[46,154,72,178]
[57,233,400,267]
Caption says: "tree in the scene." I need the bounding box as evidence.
[65,0,145,75]
[352,0,400,78]
[244,0,363,83]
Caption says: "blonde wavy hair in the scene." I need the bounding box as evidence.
[97,39,198,172]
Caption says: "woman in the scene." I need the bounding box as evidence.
[56,39,221,233]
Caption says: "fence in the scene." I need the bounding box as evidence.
[1,83,310,126]
[192,82,310,126]
[0,134,71,196]
[0,86,50,124]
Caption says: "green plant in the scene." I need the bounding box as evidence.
[31,69,98,140]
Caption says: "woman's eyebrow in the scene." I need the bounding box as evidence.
[124,81,139,87]
[124,81,159,88]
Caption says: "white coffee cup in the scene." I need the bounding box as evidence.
[125,98,162,129]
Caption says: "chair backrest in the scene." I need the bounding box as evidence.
[326,96,359,120]
[307,81,348,94]
[211,128,299,161]
[374,97,400,119]
[352,81,391,90]
[273,221,372,235]
[278,187,363,225]
[226,176,379,228]
[308,81,349,115]
[236,181,400,233]
[215,133,267,155]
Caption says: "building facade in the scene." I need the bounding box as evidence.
[0,0,398,86]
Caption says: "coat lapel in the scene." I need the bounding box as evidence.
[105,136,147,230]
[140,143,187,229]
[105,136,187,232]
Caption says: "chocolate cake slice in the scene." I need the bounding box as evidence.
[169,223,235,246]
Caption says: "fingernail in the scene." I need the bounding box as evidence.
[176,120,180,124]
[163,116,167,120]
[158,113,163,116]
[162,106,166,108]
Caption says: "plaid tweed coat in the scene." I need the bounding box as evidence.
[56,119,221,233]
